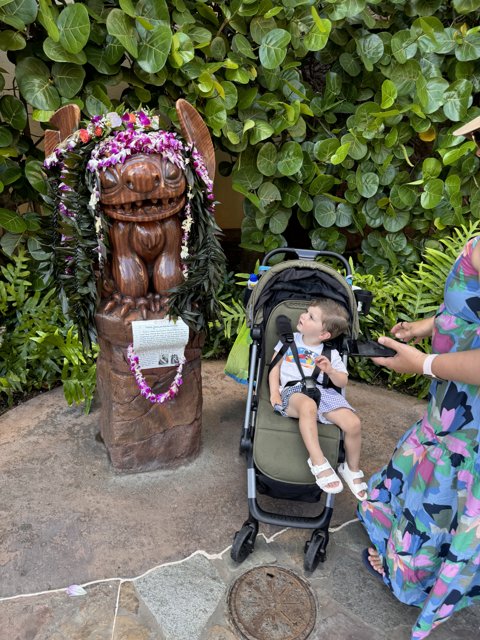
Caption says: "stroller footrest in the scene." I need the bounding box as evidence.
[248,498,333,530]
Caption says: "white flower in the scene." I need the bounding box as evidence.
[106,112,122,128]
[89,192,99,209]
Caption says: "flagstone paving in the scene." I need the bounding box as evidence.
[1,361,479,639]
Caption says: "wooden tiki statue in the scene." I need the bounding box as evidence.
[45,100,218,472]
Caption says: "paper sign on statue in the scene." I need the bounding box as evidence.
[131,318,189,370]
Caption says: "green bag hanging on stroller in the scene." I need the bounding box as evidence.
[224,320,251,385]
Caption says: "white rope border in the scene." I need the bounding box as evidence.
[0,517,360,639]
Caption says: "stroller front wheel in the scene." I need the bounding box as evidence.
[230,521,258,563]
[304,529,329,572]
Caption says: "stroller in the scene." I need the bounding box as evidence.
[231,247,372,573]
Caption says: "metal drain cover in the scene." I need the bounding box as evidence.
[227,565,316,640]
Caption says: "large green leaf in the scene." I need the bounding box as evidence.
[440,141,476,165]
[52,63,86,99]
[84,83,112,116]
[390,60,421,95]
[453,0,480,11]
[277,141,303,176]
[232,33,256,59]
[25,160,48,195]
[44,37,88,64]
[256,142,277,176]
[416,75,449,114]
[356,171,379,198]
[391,31,417,63]
[269,206,291,233]
[15,58,61,111]
[339,52,361,77]
[305,9,331,52]
[422,158,442,179]
[282,182,301,207]
[250,121,274,145]
[330,142,350,165]
[336,202,354,227]
[58,4,91,54]
[137,24,172,73]
[313,196,336,227]
[233,165,263,191]
[383,207,410,232]
[106,9,138,57]
[0,29,26,50]
[381,80,397,109]
[0,0,37,27]
[314,138,340,162]
[205,97,227,131]
[455,32,480,62]
[0,95,27,130]
[84,45,121,75]
[169,32,194,68]
[136,0,170,25]
[421,178,444,209]
[38,0,59,41]
[0,208,27,233]
[250,16,277,45]
[0,127,13,147]
[356,34,384,71]
[259,29,291,69]
[442,79,473,121]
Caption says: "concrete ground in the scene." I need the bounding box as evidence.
[1,360,479,639]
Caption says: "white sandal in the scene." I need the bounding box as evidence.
[307,458,343,494]
[337,462,368,500]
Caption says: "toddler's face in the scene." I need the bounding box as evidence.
[297,306,329,342]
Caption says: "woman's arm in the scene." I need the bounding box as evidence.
[371,336,480,385]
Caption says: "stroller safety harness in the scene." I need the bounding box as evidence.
[268,315,337,408]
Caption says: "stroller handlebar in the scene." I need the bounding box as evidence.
[261,248,351,276]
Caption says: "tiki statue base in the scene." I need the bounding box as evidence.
[95,305,203,472]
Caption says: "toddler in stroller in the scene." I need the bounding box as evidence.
[231,247,375,572]
[269,297,366,499]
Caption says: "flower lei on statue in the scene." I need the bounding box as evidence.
[44,109,225,404]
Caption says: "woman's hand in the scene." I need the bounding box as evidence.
[370,336,427,375]
[391,317,435,343]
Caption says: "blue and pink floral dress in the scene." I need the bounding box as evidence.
[357,236,480,639]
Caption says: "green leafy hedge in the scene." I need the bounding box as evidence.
[0,249,97,412]
[1,0,480,271]
[1,1,480,409]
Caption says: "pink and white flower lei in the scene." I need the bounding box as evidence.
[127,344,186,404]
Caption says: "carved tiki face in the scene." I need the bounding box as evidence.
[98,153,187,222]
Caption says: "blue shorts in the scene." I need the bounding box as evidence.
[274,383,355,425]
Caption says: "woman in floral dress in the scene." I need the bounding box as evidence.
[357,236,480,639]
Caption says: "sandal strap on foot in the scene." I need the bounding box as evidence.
[339,463,364,479]
[308,458,334,475]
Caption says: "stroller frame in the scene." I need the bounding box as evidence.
[232,248,360,572]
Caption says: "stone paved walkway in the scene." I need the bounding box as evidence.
[1,361,479,639]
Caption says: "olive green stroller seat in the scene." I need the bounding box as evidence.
[231,248,364,573]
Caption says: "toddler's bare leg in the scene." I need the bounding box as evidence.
[324,408,365,497]
[286,393,341,491]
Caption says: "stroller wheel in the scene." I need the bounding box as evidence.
[304,530,329,573]
[230,521,258,564]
